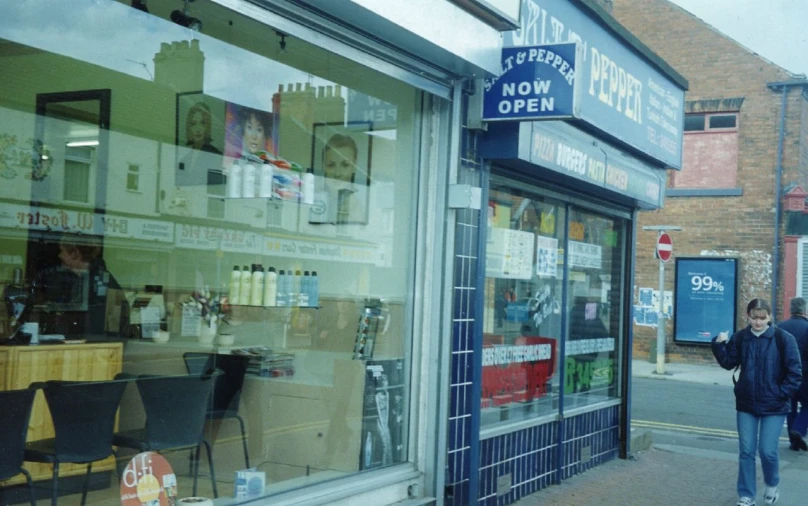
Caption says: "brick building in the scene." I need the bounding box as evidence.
[612,0,808,362]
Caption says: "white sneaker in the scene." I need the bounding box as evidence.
[737,497,755,506]
[764,486,779,504]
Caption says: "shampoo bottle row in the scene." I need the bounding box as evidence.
[228,265,317,307]
[227,160,315,204]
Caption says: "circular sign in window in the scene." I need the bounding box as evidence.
[120,452,177,506]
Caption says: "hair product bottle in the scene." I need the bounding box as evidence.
[239,265,252,305]
[242,163,256,198]
[250,265,264,307]
[228,265,241,305]
[310,271,319,307]
[300,271,311,307]
[302,168,315,205]
[259,163,274,198]
[292,269,302,307]
[276,269,287,307]
[228,163,242,198]
[263,267,277,307]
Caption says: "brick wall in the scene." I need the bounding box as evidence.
[612,0,805,362]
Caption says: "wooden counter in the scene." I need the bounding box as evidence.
[0,342,123,487]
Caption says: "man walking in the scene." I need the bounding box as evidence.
[778,297,808,450]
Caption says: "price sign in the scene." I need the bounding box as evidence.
[674,257,738,344]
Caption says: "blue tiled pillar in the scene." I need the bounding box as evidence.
[445,91,485,506]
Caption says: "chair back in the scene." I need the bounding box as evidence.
[43,379,128,462]
[136,372,218,450]
[0,387,37,480]
[183,353,249,416]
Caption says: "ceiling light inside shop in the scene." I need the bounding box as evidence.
[65,140,99,147]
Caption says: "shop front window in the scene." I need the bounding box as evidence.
[1,0,424,502]
[563,208,625,410]
[481,177,566,427]
[482,176,627,430]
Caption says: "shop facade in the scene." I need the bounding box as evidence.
[443,0,687,504]
[0,1,506,505]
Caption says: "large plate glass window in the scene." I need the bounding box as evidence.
[0,0,426,500]
[563,208,625,409]
[481,176,565,427]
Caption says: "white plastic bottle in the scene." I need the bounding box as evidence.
[259,163,274,198]
[263,267,278,307]
[250,265,264,307]
[228,163,243,198]
[239,265,252,305]
[228,266,241,305]
[242,163,256,198]
[302,168,315,205]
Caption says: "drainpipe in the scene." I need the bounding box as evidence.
[767,78,808,318]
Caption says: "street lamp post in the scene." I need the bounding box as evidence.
[642,225,681,375]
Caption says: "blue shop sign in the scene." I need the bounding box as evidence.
[503,0,686,169]
[481,120,665,208]
[483,43,580,121]
[673,258,739,344]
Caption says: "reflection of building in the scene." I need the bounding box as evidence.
[0,1,686,506]
[613,0,808,363]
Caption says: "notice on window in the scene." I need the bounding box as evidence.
[569,240,602,269]
[486,228,535,279]
[535,236,558,277]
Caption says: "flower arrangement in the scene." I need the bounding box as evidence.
[187,286,230,329]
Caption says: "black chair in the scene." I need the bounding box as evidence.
[113,372,220,498]
[183,352,251,469]
[0,387,38,506]
[24,379,128,506]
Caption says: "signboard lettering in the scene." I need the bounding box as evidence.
[484,43,579,121]
[673,257,739,344]
[504,0,685,168]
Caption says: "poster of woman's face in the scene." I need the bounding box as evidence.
[308,122,372,225]
[175,92,225,186]
[224,102,275,161]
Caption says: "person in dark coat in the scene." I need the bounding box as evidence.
[778,296,808,450]
[712,298,802,506]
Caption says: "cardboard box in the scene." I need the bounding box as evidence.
[234,469,265,499]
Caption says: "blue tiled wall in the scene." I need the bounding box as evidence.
[477,406,620,505]
[445,93,484,506]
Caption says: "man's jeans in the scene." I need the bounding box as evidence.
[737,411,784,498]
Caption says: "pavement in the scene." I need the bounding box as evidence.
[513,359,808,506]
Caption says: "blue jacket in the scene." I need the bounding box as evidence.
[711,324,802,416]
[777,315,808,401]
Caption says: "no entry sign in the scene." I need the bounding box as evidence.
[656,233,673,262]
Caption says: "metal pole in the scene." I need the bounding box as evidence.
[656,244,666,374]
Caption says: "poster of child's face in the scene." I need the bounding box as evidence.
[224,102,275,160]
[175,92,225,187]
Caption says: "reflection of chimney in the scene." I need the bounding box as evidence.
[153,39,205,92]
[272,82,346,163]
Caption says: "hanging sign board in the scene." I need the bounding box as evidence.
[483,43,580,121]
[673,257,739,344]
